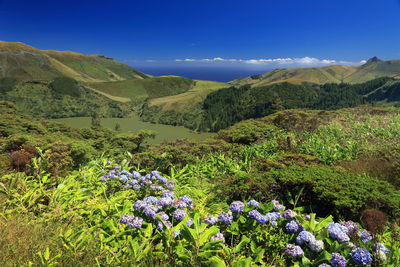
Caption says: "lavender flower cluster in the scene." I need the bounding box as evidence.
[328,222,350,243]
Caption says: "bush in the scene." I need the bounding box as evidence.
[49,77,81,98]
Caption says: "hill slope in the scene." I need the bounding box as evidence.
[230,57,400,87]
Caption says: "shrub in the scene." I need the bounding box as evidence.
[49,77,81,98]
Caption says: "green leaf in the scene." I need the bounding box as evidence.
[314,250,332,265]
[232,235,250,254]
[315,215,333,232]
[301,256,312,266]
[44,246,50,261]
[208,256,226,267]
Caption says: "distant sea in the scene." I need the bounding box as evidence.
[135,66,273,82]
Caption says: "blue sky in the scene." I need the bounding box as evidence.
[1,0,400,80]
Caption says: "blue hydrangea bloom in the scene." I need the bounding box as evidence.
[106,160,113,165]
[329,223,350,243]
[143,205,158,218]
[157,176,168,184]
[113,165,121,170]
[285,244,304,258]
[358,230,373,243]
[162,190,175,199]
[318,264,332,267]
[133,184,141,190]
[248,209,261,219]
[230,201,245,213]
[272,200,284,211]
[158,197,172,207]
[133,200,146,210]
[119,175,128,183]
[174,209,187,221]
[296,231,315,245]
[151,170,159,177]
[144,196,158,205]
[156,212,169,221]
[304,214,311,221]
[100,176,108,182]
[270,220,277,227]
[256,214,268,224]
[331,253,346,267]
[373,242,390,254]
[172,200,187,209]
[286,220,301,233]
[283,209,297,220]
[174,230,181,238]
[126,217,143,229]
[129,179,138,186]
[187,218,194,227]
[150,184,163,191]
[132,171,141,179]
[179,195,193,207]
[248,199,260,208]
[218,211,233,224]
[166,180,175,190]
[341,221,358,234]
[309,239,324,253]
[210,233,225,243]
[157,220,172,231]
[350,248,372,266]
[204,216,218,226]
[120,214,134,224]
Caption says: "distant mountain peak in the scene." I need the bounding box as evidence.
[366,56,382,64]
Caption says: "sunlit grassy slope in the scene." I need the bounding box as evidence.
[230,57,400,87]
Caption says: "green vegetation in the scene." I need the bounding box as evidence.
[0,77,17,94]
[49,77,81,98]
[1,102,400,266]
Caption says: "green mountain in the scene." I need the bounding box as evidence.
[230,57,400,87]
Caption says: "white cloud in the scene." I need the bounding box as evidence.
[173,56,364,67]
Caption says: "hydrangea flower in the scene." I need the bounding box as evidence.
[285,244,304,258]
[143,205,158,218]
[341,221,358,234]
[373,242,390,254]
[172,200,188,209]
[157,176,168,184]
[166,180,175,190]
[255,214,268,224]
[179,195,193,207]
[248,199,260,208]
[133,184,141,190]
[120,214,134,224]
[126,217,143,229]
[374,250,387,262]
[230,201,245,213]
[162,190,175,199]
[150,184,163,191]
[283,209,297,220]
[132,171,141,179]
[204,216,218,226]
[296,231,316,245]
[328,223,350,243]
[100,176,108,182]
[270,220,277,227]
[144,196,158,205]
[158,197,172,207]
[157,220,172,231]
[174,209,187,221]
[151,170,159,177]
[133,200,146,210]
[272,200,284,211]
[129,179,138,186]
[210,233,225,243]
[304,214,311,221]
[358,230,373,243]
[310,239,324,253]
[113,165,121,170]
[331,253,346,267]
[248,209,262,219]
[174,230,181,238]
[119,175,128,183]
[156,212,169,221]
[218,211,233,224]
[187,218,194,227]
[106,160,113,165]
[318,264,332,267]
[350,248,372,266]
[286,220,301,233]
[141,179,152,185]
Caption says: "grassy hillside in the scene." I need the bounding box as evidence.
[1,102,399,266]
[230,57,400,87]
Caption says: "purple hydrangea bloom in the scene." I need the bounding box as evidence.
[157,220,172,231]
[204,216,218,226]
[187,218,194,227]
[286,220,302,233]
[358,230,373,243]
[119,175,128,183]
[270,220,277,227]
[120,214,133,224]
[350,248,372,266]
[133,184,141,190]
[248,209,261,219]
[174,230,181,238]
[341,221,358,234]
[373,242,390,254]
[218,211,233,224]
[166,180,175,190]
[296,231,316,245]
[143,205,158,218]
[113,165,121,170]
[141,179,152,185]
[129,179,138,186]
[329,223,350,243]
[318,264,332,267]
[126,217,143,229]
[331,253,346,267]
[106,160,113,165]
[144,196,158,205]
[150,184,163,191]
[157,176,168,184]
[272,200,284,211]
[151,170,159,177]
[162,190,175,199]
[156,212,169,221]
[132,171,141,179]
[285,244,304,258]
[248,199,260,208]
[210,233,225,243]
[283,209,297,220]
[304,214,311,221]
[309,239,324,253]
[133,200,146,210]
[230,201,245,213]
[172,200,187,209]
[179,195,193,207]
[174,209,187,221]
[100,176,108,182]
[158,197,172,207]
